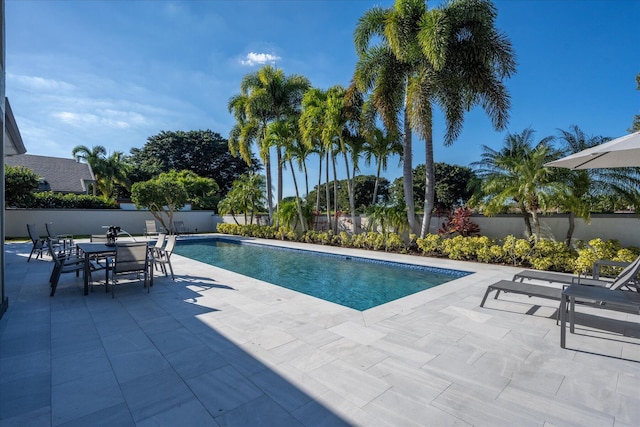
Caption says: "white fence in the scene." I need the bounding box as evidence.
[5,210,639,247]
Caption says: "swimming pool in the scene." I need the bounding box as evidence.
[174,239,471,311]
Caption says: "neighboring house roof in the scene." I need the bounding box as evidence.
[5,154,96,194]
[4,98,26,156]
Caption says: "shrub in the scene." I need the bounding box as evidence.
[416,234,443,256]
[502,235,533,266]
[574,238,621,274]
[438,207,480,237]
[32,192,118,209]
[528,239,575,272]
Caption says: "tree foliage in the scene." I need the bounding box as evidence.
[5,165,39,207]
[129,130,257,197]
[131,172,189,233]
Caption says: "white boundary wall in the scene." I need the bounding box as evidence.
[6,210,639,247]
[6,209,220,238]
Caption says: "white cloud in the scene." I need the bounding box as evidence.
[240,52,282,66]
[8,73,75,93]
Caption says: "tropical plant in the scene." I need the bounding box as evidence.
[96,151,130,199]
[473,128,560,241]
[553,125,640,245]
[228,65,310,223]
[71,144,107,196]
[362,128,402,205]
[220,172,266,225]
[354,0,516,238]
[438,207,480,237]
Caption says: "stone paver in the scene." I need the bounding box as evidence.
[1,236,639,426]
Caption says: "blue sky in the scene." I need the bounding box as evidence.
[6,0,639,198]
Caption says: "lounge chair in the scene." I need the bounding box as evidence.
[109,242,151,298]
[27,223,47,262]
[153,234,176,280]
[481,255,640,308]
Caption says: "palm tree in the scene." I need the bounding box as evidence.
[96,151,130,199]
[266,118,308,231]
[228,66,310,223]
[71,145,107,196]
[355,0,516,237]
[554,125,640,245]
[474,128,558,241]
[363,128,402,205]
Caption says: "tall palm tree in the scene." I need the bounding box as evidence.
[474,128,558,241]
[71,144,107,196]
[363,128,402,205]
[355,0,516,237]
[266,118,308,231]
[228,65,310,223]
[97,151,130,199]
[554,125,640,245]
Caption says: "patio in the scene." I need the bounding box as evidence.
[1,236,638,426]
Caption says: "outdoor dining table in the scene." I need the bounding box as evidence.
[75,242,116,295]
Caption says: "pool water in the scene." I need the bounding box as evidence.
[174,239,471,311]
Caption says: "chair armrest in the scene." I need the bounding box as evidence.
[571,276,609,287]
[593,260,630,280]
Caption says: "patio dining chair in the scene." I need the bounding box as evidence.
[49,238,107,296]
[144,220,163,238]
[173,220,191,235]
[46,222,75,254]
[27,223,47,262]
[109,242,151,298]
[152,233,166,257]
[153,234,176,280]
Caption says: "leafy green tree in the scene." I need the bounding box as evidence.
[228,65,310,222]
[307,175,391,213]
[168,170,220,210]
[274,198,313,231]
[129,130,256,197]
[96,151,130,199]
[4,165,39,207]
[391,163,477,211]
[355,0,516,237]
[131,172,189,233]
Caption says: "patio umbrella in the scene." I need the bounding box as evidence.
[545,131,640,169]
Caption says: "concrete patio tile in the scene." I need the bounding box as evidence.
[185,365,263,415]
[268,338,336,372]
[497,384,616,427]
[163,342,228,380]
[51,348,111,386]
[328,320,387,345]
[54,403,135,427]
[0,372,51,420]
[249,368,314,413]
[120,368,201,423]
[364,387,470,427]
[0,406,50,427]
[136,398,217,427]
[0,349,50,384]
[214,394,302,427]
[307,359,390,408]
[51,370,123,425]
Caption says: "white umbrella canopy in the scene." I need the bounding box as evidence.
[545,131,640,169]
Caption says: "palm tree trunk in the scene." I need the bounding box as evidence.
[316,153,323,230]
[288,159,306,232]
[325,151,331,231]
[420,127,435,238]
[519,200,533,238]
[342,151,357,234]
[265,155,274,224]
[373,161,382,205]
[530,208,541,242]
[277,147,284,205]
[402,106,418,235]
[565,212,575,247]
[332,152,339,234]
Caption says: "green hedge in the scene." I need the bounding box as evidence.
[216,223,640,275]
[30,192,118,209]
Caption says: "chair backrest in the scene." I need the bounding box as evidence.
[163,235,177,255]
[145,220,158,233]
[174,221,185,233]
[154,233,166,251]
[114,242,149,274]
[610,255,640,290]
[45,222,56,238]
[27,223,41,243]
[90,234,109,243]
